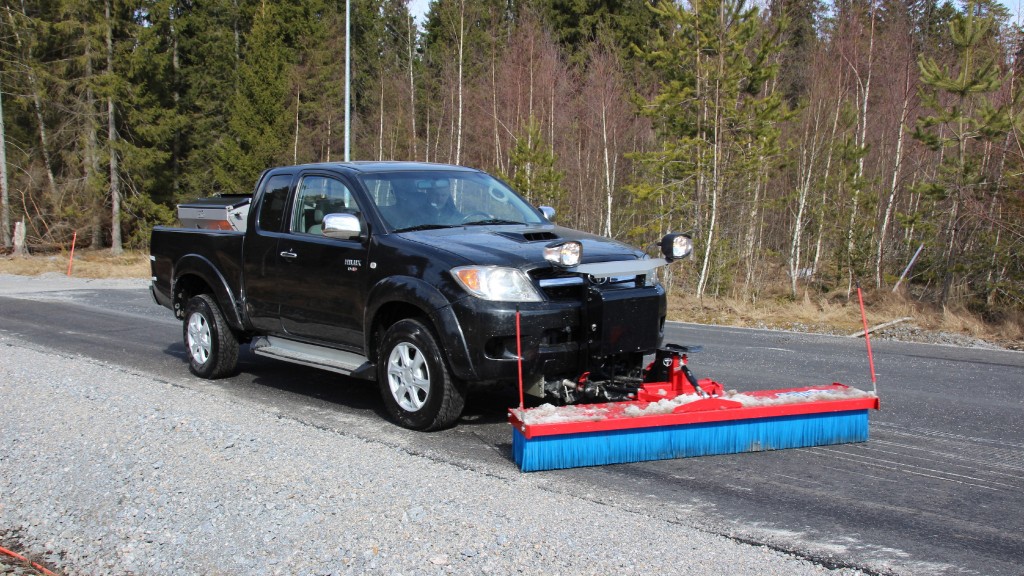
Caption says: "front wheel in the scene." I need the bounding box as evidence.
[378,318,466,431]
[183,294,239,379]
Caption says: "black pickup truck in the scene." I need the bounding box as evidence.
[151,162,692,430]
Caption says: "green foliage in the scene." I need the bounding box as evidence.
[771,0,822,105]
[501,117,565,208]
[532,0,665,65]
[213,2,294,193]
[912,0,1010,305]
[121,190,175,249]
[0,0,1021,318]
[630,0,785,294]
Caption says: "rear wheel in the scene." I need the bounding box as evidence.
[378,318,466,430]
[183,294,239,379]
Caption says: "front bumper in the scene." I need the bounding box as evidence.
[448,283,666,387]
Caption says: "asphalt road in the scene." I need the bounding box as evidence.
[1,280,1021,576]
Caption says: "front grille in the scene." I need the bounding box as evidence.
[530,268,584,301]
[530,267,650,301]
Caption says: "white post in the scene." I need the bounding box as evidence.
[13,218,27,257]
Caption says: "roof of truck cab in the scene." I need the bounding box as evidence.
[282,161,480,174]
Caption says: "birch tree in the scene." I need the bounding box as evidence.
[0,67,8,248]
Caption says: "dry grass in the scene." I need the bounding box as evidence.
[0,250,149,279]
[667,287,1023,347]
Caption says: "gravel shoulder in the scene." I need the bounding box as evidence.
[0,273,149,295]
[0,332,866,576]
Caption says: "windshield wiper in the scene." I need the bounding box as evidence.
[393,223,460,233]
[462,219,526,226]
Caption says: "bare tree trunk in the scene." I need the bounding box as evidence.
[379,78,385,161]
[447,84,456,162]
[742,155,763,299]
[875,66,911,288]
[697,20,725,299]
[432,104,444,163]
[424,106,431,163]
[7,4,59,202]
[904,172,921,245]
[85,36,104,248]
[171,20,180,197]
[601,100,614,237]
[106,0,122,255]
[938,103,972,306]
[31,88,58,203]
[408,11,418,160]
[940,192,959,305]
[294,90,301,164]
[813,92,844,279]
[491,49,503,173]
[454,0,464,165]
[845,5,875,295]
[0,71,9,248]
[743,70,775,299]
[790,103,824,297]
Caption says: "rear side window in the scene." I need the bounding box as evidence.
[257,174,293,232]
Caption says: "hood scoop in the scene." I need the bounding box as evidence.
[496,230,560,243]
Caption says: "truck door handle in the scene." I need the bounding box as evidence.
[279,250,297,259]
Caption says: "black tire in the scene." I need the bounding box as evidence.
[183,294,239,379]
[378,318,466,431]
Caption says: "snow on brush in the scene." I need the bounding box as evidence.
[517,386,876,425]
[728,386,876,408]
[514,403,610,425]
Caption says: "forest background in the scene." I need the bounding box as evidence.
[1,0,1022,331]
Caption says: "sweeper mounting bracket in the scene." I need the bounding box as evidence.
[539,343,719,405]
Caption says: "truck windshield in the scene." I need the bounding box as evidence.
[358,171,547,232]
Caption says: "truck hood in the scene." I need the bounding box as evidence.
[398,225,646,269]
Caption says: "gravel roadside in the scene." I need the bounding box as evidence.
[0,334,865,576]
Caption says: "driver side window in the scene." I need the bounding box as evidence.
[290,176,356,235]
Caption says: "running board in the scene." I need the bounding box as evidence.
[251,336,375,380]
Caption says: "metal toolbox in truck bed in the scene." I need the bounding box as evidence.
[177,195,251,232]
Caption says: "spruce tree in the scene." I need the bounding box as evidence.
[213,1,293,193]
[913,0,1009,305]
[501,116,565,209]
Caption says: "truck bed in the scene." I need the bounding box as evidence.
[150,227,246,311]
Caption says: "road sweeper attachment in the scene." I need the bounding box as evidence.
[509,345,879,472]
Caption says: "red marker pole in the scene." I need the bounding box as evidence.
[857,283,877,395]
[67,231,78,277]
[516,308,524,410]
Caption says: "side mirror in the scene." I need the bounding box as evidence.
[660,233,693,262]
[539,206,556,221]
[322,213,362,240]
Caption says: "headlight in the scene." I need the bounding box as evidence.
[645,266,661,287]
[543,241,582,267]
[451,266,543,302]
[660,233,693,262]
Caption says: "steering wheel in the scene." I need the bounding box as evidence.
[460,211,492,223]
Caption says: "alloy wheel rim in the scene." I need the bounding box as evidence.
[387,342,430,412]
[187,312,212,365]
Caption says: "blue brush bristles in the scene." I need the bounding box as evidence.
[513,410,871,472]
